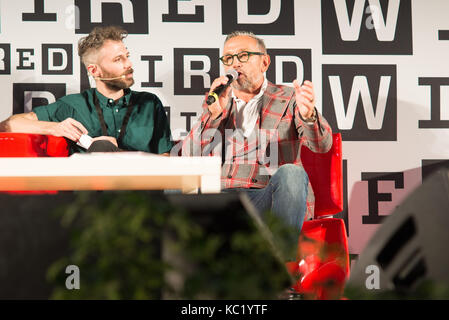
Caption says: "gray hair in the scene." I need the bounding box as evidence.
[224,31,267,53]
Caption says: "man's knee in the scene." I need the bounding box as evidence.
[275,164,308,185]
[87,140,120,153]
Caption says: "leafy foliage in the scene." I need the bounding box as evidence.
[46,191,292,299]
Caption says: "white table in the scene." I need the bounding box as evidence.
[0,153,222,193]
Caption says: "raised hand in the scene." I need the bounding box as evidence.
[293,80,316,120]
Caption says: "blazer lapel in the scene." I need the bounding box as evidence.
[259,82,293,131]
[257,82,294,156]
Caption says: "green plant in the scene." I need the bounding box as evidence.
[46,191,292,299]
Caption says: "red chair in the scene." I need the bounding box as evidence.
[0,133,69,157]
[286,133,349,299]
[0,133,69,194]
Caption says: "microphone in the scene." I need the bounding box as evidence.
[94,75,126,81]
[206,69,239,105]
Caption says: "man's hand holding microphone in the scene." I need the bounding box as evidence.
[206,69,238,120]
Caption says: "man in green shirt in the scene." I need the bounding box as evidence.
[0,26,173,155]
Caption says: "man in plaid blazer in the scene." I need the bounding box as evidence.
[181,31,333,250]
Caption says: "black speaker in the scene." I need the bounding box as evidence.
[163,192,293,299]
[347,169,449,295]
[166,192,288,262]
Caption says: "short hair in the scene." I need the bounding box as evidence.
[224,31,267,53]
[78,26,128,67]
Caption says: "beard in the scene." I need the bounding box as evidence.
[232,77,252,91]
[101,69,135,91]
[231,71,262,92]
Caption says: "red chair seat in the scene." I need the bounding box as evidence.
[288,218,349,299]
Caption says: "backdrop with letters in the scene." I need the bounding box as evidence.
[0,0,448,255]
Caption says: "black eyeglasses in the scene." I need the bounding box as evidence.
[219,51,265,66]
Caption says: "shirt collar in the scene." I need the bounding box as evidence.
[231,76,268,104]
[94,88,132,107]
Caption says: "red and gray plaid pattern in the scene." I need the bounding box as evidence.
[181,81,333,220]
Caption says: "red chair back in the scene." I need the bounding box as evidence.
[301,133,343,218]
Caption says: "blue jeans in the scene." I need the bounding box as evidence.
[225,164,309,257]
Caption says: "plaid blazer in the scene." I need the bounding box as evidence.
[181,81,333,220]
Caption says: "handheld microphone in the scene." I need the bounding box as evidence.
[94,75,126,81]
[206,69,239,105]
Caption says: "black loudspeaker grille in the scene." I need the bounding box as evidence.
[376,216,417,270]
[347,169,449,296]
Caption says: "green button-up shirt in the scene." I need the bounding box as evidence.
[33,88,173,154]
